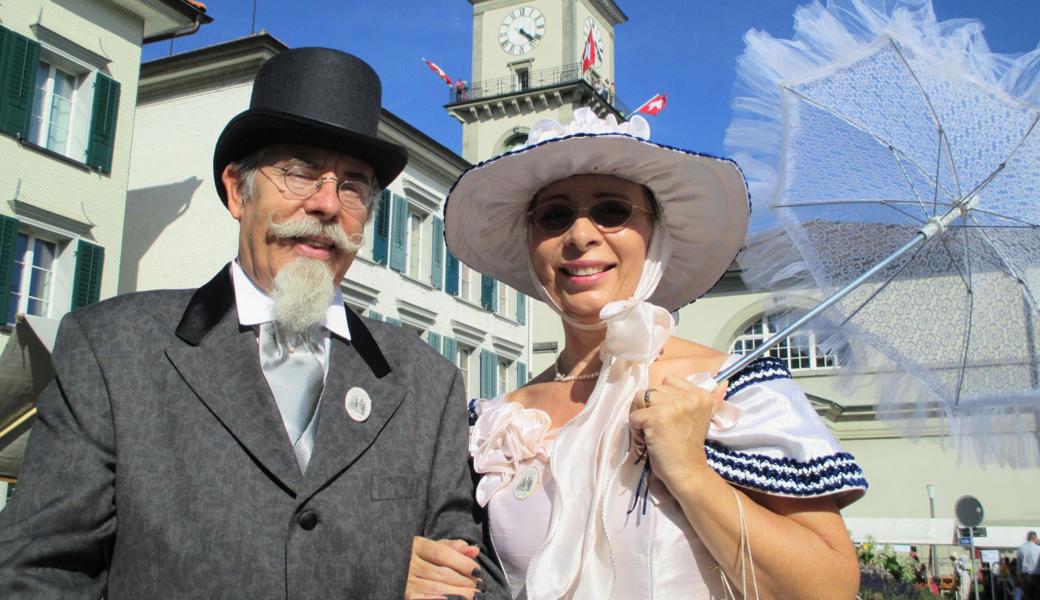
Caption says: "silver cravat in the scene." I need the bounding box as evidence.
[258,322,324,472]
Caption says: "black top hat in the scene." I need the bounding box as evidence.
[213,47,409,205]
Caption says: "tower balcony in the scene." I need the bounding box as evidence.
[445,62,630,124]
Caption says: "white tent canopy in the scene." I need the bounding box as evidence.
[846,517,1040,549]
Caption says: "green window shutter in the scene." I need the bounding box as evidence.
[445,251,460,296]
[0,215,19,320]
[430,217,444,289]
[479,349,496,398]
[481,275,497,311]
[367,310,383,321]
[372,189,390,265]
[389,193,408,272]
[72,240,104,309]
[426,331,442,353]
[85,73,120,174]
[385,316,403,327]
[0,27,40,139]
[441,336,458,362]
[516,292,526,324]
[517,362,527,385]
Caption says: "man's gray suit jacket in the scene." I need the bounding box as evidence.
[0,265,504,598]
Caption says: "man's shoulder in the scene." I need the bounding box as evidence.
[65,287,197,336]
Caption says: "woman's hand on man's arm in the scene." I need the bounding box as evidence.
[405,536,487,600]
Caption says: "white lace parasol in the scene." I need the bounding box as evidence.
[723,0,1040,466]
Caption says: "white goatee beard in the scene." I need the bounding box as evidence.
[271,258,336,337]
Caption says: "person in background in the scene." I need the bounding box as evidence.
[1018,531,1040,600]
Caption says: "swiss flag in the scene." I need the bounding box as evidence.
[422,58,453,86]
[581,30,597,73]
[635,93,667,116]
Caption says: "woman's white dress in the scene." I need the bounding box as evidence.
[469,355,867,599]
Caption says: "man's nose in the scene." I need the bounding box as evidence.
[303,178,341,219]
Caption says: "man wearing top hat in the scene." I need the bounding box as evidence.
[0,48,500,599]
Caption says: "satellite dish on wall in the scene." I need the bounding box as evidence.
[955,495,984,527]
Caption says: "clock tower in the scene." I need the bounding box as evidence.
[447,0,628,163]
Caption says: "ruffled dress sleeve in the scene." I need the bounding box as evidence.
[705,356,868,509]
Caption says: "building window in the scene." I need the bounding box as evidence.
[516,67,529,90]
[0,26,122,172]
[730,314,838,372]
[458,345,474,398]
[498,359,511,395]
[497,282,510,317]
[407,210,424,280]
[502,132,528,153]
[460,263,473,302]
[6,233,57,324]
[30,62,77,155]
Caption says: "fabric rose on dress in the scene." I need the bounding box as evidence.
[469,401,554,507]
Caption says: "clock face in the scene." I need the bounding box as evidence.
[583,17,605,66]
[499,6,546,56]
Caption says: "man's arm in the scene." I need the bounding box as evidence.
[421,368,506,598]
[0,313,116,598]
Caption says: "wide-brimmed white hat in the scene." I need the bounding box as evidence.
[444,108,750,311]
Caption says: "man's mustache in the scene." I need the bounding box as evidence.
[266,212,363,253]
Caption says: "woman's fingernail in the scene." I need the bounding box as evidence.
[445,595,466,600]
[477,578,487,592]
[474,593,485,600]
[471,566,483,578]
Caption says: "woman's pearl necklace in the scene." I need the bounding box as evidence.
[553,355,603,382]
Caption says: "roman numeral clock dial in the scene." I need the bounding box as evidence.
[499,6,545,55]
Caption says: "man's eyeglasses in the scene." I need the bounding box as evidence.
[262,165,375,212]
[527,198,652,234]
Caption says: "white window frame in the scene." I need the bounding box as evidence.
[458,345,474,399]
[497,282,510,317]
[460,263,473,303]
[7,232,57,323]
[28,47,94,163]
[730,314,838,372]
[406,209,426,281]
[5,220,78,325]
[497,358,511,395]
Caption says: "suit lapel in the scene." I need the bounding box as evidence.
[298,310,406,502]
[166,266,303,493]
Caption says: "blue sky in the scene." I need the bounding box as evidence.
[145,1,1040,159]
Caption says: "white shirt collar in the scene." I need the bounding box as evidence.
[230,261,351,341]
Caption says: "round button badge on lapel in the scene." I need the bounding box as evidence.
[345,387,372,422]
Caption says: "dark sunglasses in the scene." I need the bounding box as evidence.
[527,198,652,234]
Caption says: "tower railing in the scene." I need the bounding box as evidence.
[447,62,629,115]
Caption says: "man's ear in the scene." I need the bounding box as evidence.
[222,164,245,221]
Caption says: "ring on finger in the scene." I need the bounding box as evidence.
[643,388,655,405]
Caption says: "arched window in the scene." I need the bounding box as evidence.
[729,315,838,372]
[502,132,528,153]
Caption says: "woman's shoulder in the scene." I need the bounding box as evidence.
[651,337,730,382]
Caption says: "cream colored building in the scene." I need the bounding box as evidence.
[123,33,530,405]
[0,0,211,507]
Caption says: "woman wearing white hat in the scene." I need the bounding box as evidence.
[406,108,867,600]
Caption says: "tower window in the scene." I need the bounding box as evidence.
[516,68,529,90]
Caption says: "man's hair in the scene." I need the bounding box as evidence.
[225,146,383,223]
[1029,530,1038,541]
[225,147,268,203]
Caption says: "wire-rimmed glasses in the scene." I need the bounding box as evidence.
[263,165,376,212]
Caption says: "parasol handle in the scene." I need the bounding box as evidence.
[715,198,979,384]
